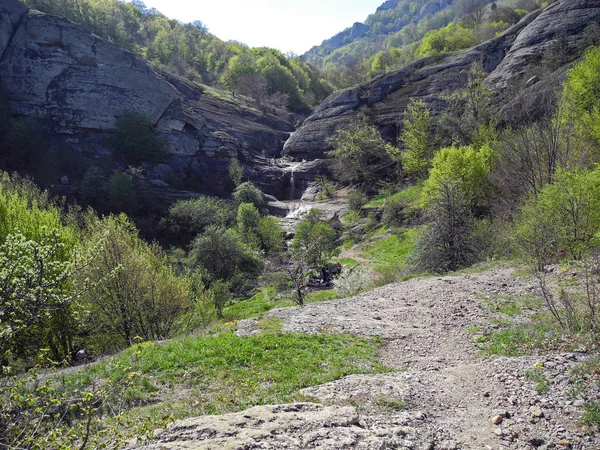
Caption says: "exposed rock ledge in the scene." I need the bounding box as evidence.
[284,0,600,158]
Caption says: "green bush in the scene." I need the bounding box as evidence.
[347,189,366,212]
[291,219,338,268]
[233,181,264,210]
[166,196,230,246]
[111,111,166,164]
[399,99,433,179]
[189,226,262,282]
[107,170,138,214]
[78,215,193,348]
[422,144,495,215]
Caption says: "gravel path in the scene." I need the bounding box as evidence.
[141,267,600,450]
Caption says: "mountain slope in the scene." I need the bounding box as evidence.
[0,0,295,199]
[286,0,600,158]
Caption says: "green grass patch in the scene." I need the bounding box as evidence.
[364,228,418,267]
[376,397,406,411]
[222,286,293,321]
[523,368,550,393]
[478,293,542,317]
[62,332,389,437]
[584,402,600,428]
[365,184,422,208]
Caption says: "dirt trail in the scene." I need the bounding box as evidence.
[140,267,600,450]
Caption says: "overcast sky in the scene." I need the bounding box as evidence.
[138,0,384,54]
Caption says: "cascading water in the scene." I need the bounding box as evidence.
[289,167,296,200]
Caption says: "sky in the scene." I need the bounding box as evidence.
[138,0,385,55]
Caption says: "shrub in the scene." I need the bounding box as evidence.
[78,215,193,348]
[291,220,338,269]
[347,189,366,212]
[414,181,481,273]
[335,265,375,298]
[326,122,396,185]
[111,111,166,163]
[81,166,108,210]
[233,181,264,210]
[382,197,405,228]
[228,158,244,187]
[166,196,230,246]
[399,99,433,179]
[256,216,284,255]
[107,170,138,214]
[422,144,495,215]
[189,226,262,282]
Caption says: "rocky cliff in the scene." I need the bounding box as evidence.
[286,0,600,158]
[0,0,295,200]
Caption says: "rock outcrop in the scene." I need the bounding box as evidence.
[286,0,600,158]
[0,0,294,199]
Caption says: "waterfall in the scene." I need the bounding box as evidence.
[289,167,296,200]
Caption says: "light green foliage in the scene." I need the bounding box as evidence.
[112,111,166,164]
[233,181,264,210]
[60,332,387,436]
[417,24,476,56]
[523,368,550,393]
[0,365,137,449]
[256,216,285,255]
[291,220,338,268]
[228,158,244,187]
[209,280,230,318]
[399,99,433,178]
[0,230,82,363]
[326,122,397,185]
[0,173,77,249]
[559,45,600,157]
[237,202,261,245]
[22,0,331,112]
[515,168,600,263]
[422,144,495,214]
[166,196,230,246]
[79,215,193,347]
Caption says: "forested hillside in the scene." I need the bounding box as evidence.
[305,0,543,88]
[21,0,332,113]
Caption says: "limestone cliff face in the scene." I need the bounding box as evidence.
[0,0,294,198]
[285,0,600,158]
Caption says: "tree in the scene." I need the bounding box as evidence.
[399,99,434,178]
[165,196,229,246]
[0,229,92,364]
[107,170,138,214]
[111,111,166,164]
[422,144,495,215]
[237,202,261,246]
[326,122,396,185]
[233,181,264,210]
[78,215,192,347]
[189,226,261,282]
[414,181,481,273]
[228,158,244,187]
[291,220,338,269]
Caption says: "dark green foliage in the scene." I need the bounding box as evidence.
[81,166,109,209]
[111,111,166,164]
[165,196,230,246]
[233,181,264,210]
[414,181,481,273]
[189,226,262,282]
[347,189,366,212]
[326,122,396,185]
[107,170,138,214]
[0,103,44,172]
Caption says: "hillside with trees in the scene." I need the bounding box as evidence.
[304,0,544,89]
[21,0,332,113]
[3,0,600,448]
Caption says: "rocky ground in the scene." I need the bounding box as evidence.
[138,267,600,450]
